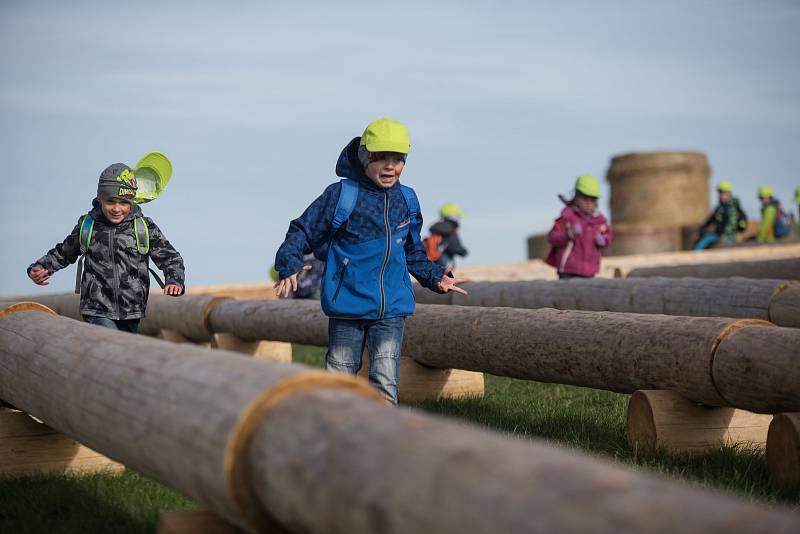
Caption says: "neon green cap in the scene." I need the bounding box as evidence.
[575,174,600,198]
[133,152,173,204]
[717,181,733,193]
[758,185,773,199]
[360,118,410,154]
[439,202,464,219]
[795,187,800,204]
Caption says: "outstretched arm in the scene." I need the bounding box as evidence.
[27,220,82,285]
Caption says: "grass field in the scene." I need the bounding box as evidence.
[2,344,797,533]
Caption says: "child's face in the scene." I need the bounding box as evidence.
[575,195,597,215]
[718,191,732,203]
[365,152,405,189]
[100,198,132,224]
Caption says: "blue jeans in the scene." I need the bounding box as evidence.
[326,317,405,404]
[83,315,141,334]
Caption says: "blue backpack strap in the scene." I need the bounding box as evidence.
[400,184,421,244]
[79,214,95,254]
[331,178,359,232]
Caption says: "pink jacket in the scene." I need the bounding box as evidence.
[545,206,612,277]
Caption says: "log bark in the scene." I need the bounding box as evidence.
[767,413,800,488]
[625,390,771,455]
[414,278,799,327]
[207,299,800,413]
[211,334,292,363]
[139,295,229,342]
[4,311,798,532]
[627,257,800,280]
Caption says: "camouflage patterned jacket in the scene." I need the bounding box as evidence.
[28,200,185,320]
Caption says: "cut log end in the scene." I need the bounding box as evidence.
[626,390,770,455]
[0,301,57,319]
[767,413,800,488]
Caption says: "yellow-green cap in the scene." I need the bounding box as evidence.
[575,174,600,198]
[360,118,410,154]
[269,265,279,283]
[133,152,173,204]
[439,202,464,219]
[758,185,773,198]
[717,181,733,193]
[795,187,800,204]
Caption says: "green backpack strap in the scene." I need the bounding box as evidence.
[134,216,166,289]
[133,216,150,255]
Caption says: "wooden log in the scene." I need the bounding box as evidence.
[627,257,800,280]
[157,510,246,534]
[211,333,292,363]
[139,295,230,342]
[626,391,771,455]
[413,278,800,327]
[769,283,800,329]
[208,299,800,413]
[712,325,800,414]
[188,282,277,301]
[1,311,798,533]
[767,413,800,488]
[357,355,484,402]
[0,408,124,476]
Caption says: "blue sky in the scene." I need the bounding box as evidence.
[2,1,799,295]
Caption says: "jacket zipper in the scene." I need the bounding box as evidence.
[332,257,349,302]
[110,226,120,320]
[378,190,390,318]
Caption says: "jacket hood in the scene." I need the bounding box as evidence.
[561,205,606,223]
[91,198,142,225]
[430,219,459,235]
[335,136,399,192]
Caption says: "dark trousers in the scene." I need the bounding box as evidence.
[82,315,141,334]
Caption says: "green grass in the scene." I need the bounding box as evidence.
[2,344,796,533]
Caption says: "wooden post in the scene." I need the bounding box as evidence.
[767,413,800,488]
[157,510,245,534]
[626,391,771,455]
[0,408,124,476]
[626,257,800,280]
[357,354,484,402]
[3,310,799,532]
[211,333,292,363]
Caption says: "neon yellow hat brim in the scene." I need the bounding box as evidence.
[133,152,172,204]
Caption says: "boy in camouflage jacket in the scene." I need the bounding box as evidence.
[27,163,185,333]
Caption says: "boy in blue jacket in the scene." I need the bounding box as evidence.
[274,118,467,404]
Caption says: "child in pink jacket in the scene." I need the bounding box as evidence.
[546,175,612,279]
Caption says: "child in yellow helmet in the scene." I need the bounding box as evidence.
[425,202,469,271]
[545,175,612,279]
[695,182,748,250]
[757,186,791,242]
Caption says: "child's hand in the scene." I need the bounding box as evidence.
[273,265,312,298]
[594,234,607,247]
[164,284,184,296]
[437,266,469,295]
[29,266,50,286]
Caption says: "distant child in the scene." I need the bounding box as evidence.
[27,163,185,333]
[694,181,747,250]
[756,186,791,243]
[546,174,612,279]
[274,118,467,404]
[425,202,469,271]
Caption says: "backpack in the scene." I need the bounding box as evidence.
[422,234,445,262]
[773,200,791,238]
[74,214,165,294]
[319,178,421,257]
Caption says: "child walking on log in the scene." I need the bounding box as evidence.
[546,174,612,279]
[27,163,185,333]
[274,118,468,404]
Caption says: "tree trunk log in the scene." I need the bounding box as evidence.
[414,278,799,327]
[207,299,800,413]
[767,413,800,488]
[138,295,229,342]
[211,333,292,363]
[625,390,771,455]
[3,311,798,532]
[627,257,800,280]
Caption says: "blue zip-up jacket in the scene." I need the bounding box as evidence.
[275,137,444,319]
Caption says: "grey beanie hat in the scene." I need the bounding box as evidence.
[97,163,137,201]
